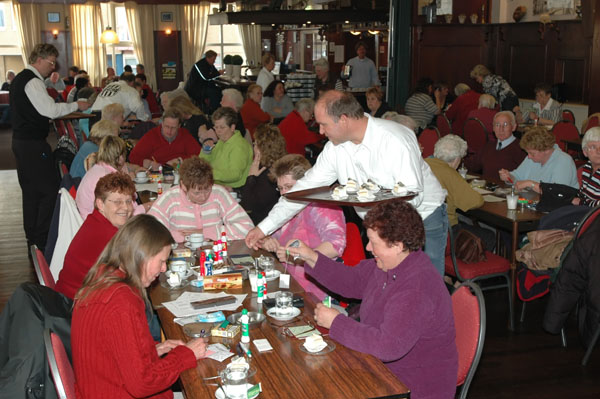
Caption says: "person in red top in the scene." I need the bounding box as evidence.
[278,98,322,156]
[240,83,272,139]
[444,83,480,135]
[135,73,161,115]
[467,94,498,139]
[129,107,201,169]
[72,214,207,399]
[56,173,135,299]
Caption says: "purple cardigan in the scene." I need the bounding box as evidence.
[306,251,457,399]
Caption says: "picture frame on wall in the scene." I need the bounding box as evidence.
[47,12,60,23]
[161,12,173,22]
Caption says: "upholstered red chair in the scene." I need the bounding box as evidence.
[562,109,575,124]
[341,222,366,266]
[583,115,600,132]
[445,226,514,330]
[437,114,452,136]
[453,281,486,399]
[463,118,488,155]
[418,127,440,158]
[44,328,76,399]
[31,244,56,289]
[552,121,580,154]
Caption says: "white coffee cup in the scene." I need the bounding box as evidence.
[507,194,518,210]
[170,260,188,278]
[136,171,147,179]
[185,233,204,244]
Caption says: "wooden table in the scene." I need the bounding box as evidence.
[149,240,410,399]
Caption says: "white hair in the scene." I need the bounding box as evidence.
[582,127,600,150]
[222,88,244,110]
[295,98,314,113]
[434,134,468,163]
[382,111,418,133]
[478,94,496,109]
[313,57,329,71]
[454,83,471,97]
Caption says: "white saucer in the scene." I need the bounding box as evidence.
[331,194,348,200]
[299,340,336,355]
[266,306,301,321]
[392,189,409,197]
[134,177,149,184]
[170,268,193,280]
[184,242,203,250]
[356,194,376,202]
[345,186,358,194]
[216,384,259,399]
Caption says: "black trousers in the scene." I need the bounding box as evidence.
[11,138,59,251]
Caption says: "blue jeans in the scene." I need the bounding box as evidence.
[423,203,448,276]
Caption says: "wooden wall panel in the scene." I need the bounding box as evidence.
[410,21,591,107]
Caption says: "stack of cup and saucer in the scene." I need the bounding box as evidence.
[184,233,204,250]
[163,259,191,288]
[134,171,149,184]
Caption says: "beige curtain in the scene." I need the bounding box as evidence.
[180,3,211,79]
[238,24,260,67]
[125,2,157,89]
[12,1,40,66]
[70,2,106,87]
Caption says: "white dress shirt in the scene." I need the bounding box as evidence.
[258,114,447,235]
[91,80,150,121]
[24,66,78,119]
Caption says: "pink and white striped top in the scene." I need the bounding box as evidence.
[148,185,254,243]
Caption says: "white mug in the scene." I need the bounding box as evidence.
[136,171,147,179]
[185,233,204,244]
[170,260,188,278]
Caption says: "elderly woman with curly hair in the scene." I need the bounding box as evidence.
[470,64,519,112]
[287,200,457,399]
[148,157,253,243]
[500,126,578,192]
[573,127,600,206]
[240,124,287,224]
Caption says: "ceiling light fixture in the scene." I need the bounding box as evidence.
[100,27,119,44]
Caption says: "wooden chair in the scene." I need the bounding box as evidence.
[445,226,514,330]
[463,117,489,155]
[31,244,56,289]
[453,281,486,399]
[341,222,366,266]
[43,328,76,399]
[551,121,580,154]
[436,114,452,137]
[418,127,440,158]
[562,109,575,124]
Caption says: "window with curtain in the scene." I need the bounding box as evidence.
[100,2,138,75]
[0,4,6,30]
[205,2,246,68]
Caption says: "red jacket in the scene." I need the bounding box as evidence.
[278,110,322,155]
[445,90,480,135]
[72,277,197,398]
[129,125,201,166]
[240,99,270,139]
[55,209,118,299]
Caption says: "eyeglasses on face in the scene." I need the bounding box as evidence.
[494,122,512,128]
[276,184,295,192]
[106,198,134,207]
[44,59,56,66]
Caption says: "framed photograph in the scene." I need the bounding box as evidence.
[161,12,173,22]
[47,12,60,23]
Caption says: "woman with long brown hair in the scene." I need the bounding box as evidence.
[71,214,206,399]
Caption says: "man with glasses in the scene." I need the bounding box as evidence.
[11,43,90,252]
[465,110,526,181]
[129,107,201,170]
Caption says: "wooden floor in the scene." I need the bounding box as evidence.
[0,128,599,398]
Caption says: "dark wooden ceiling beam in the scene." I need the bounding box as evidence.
[209,9,389,25]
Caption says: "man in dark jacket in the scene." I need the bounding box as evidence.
[543,213,600,347]
[184,50,222,114]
